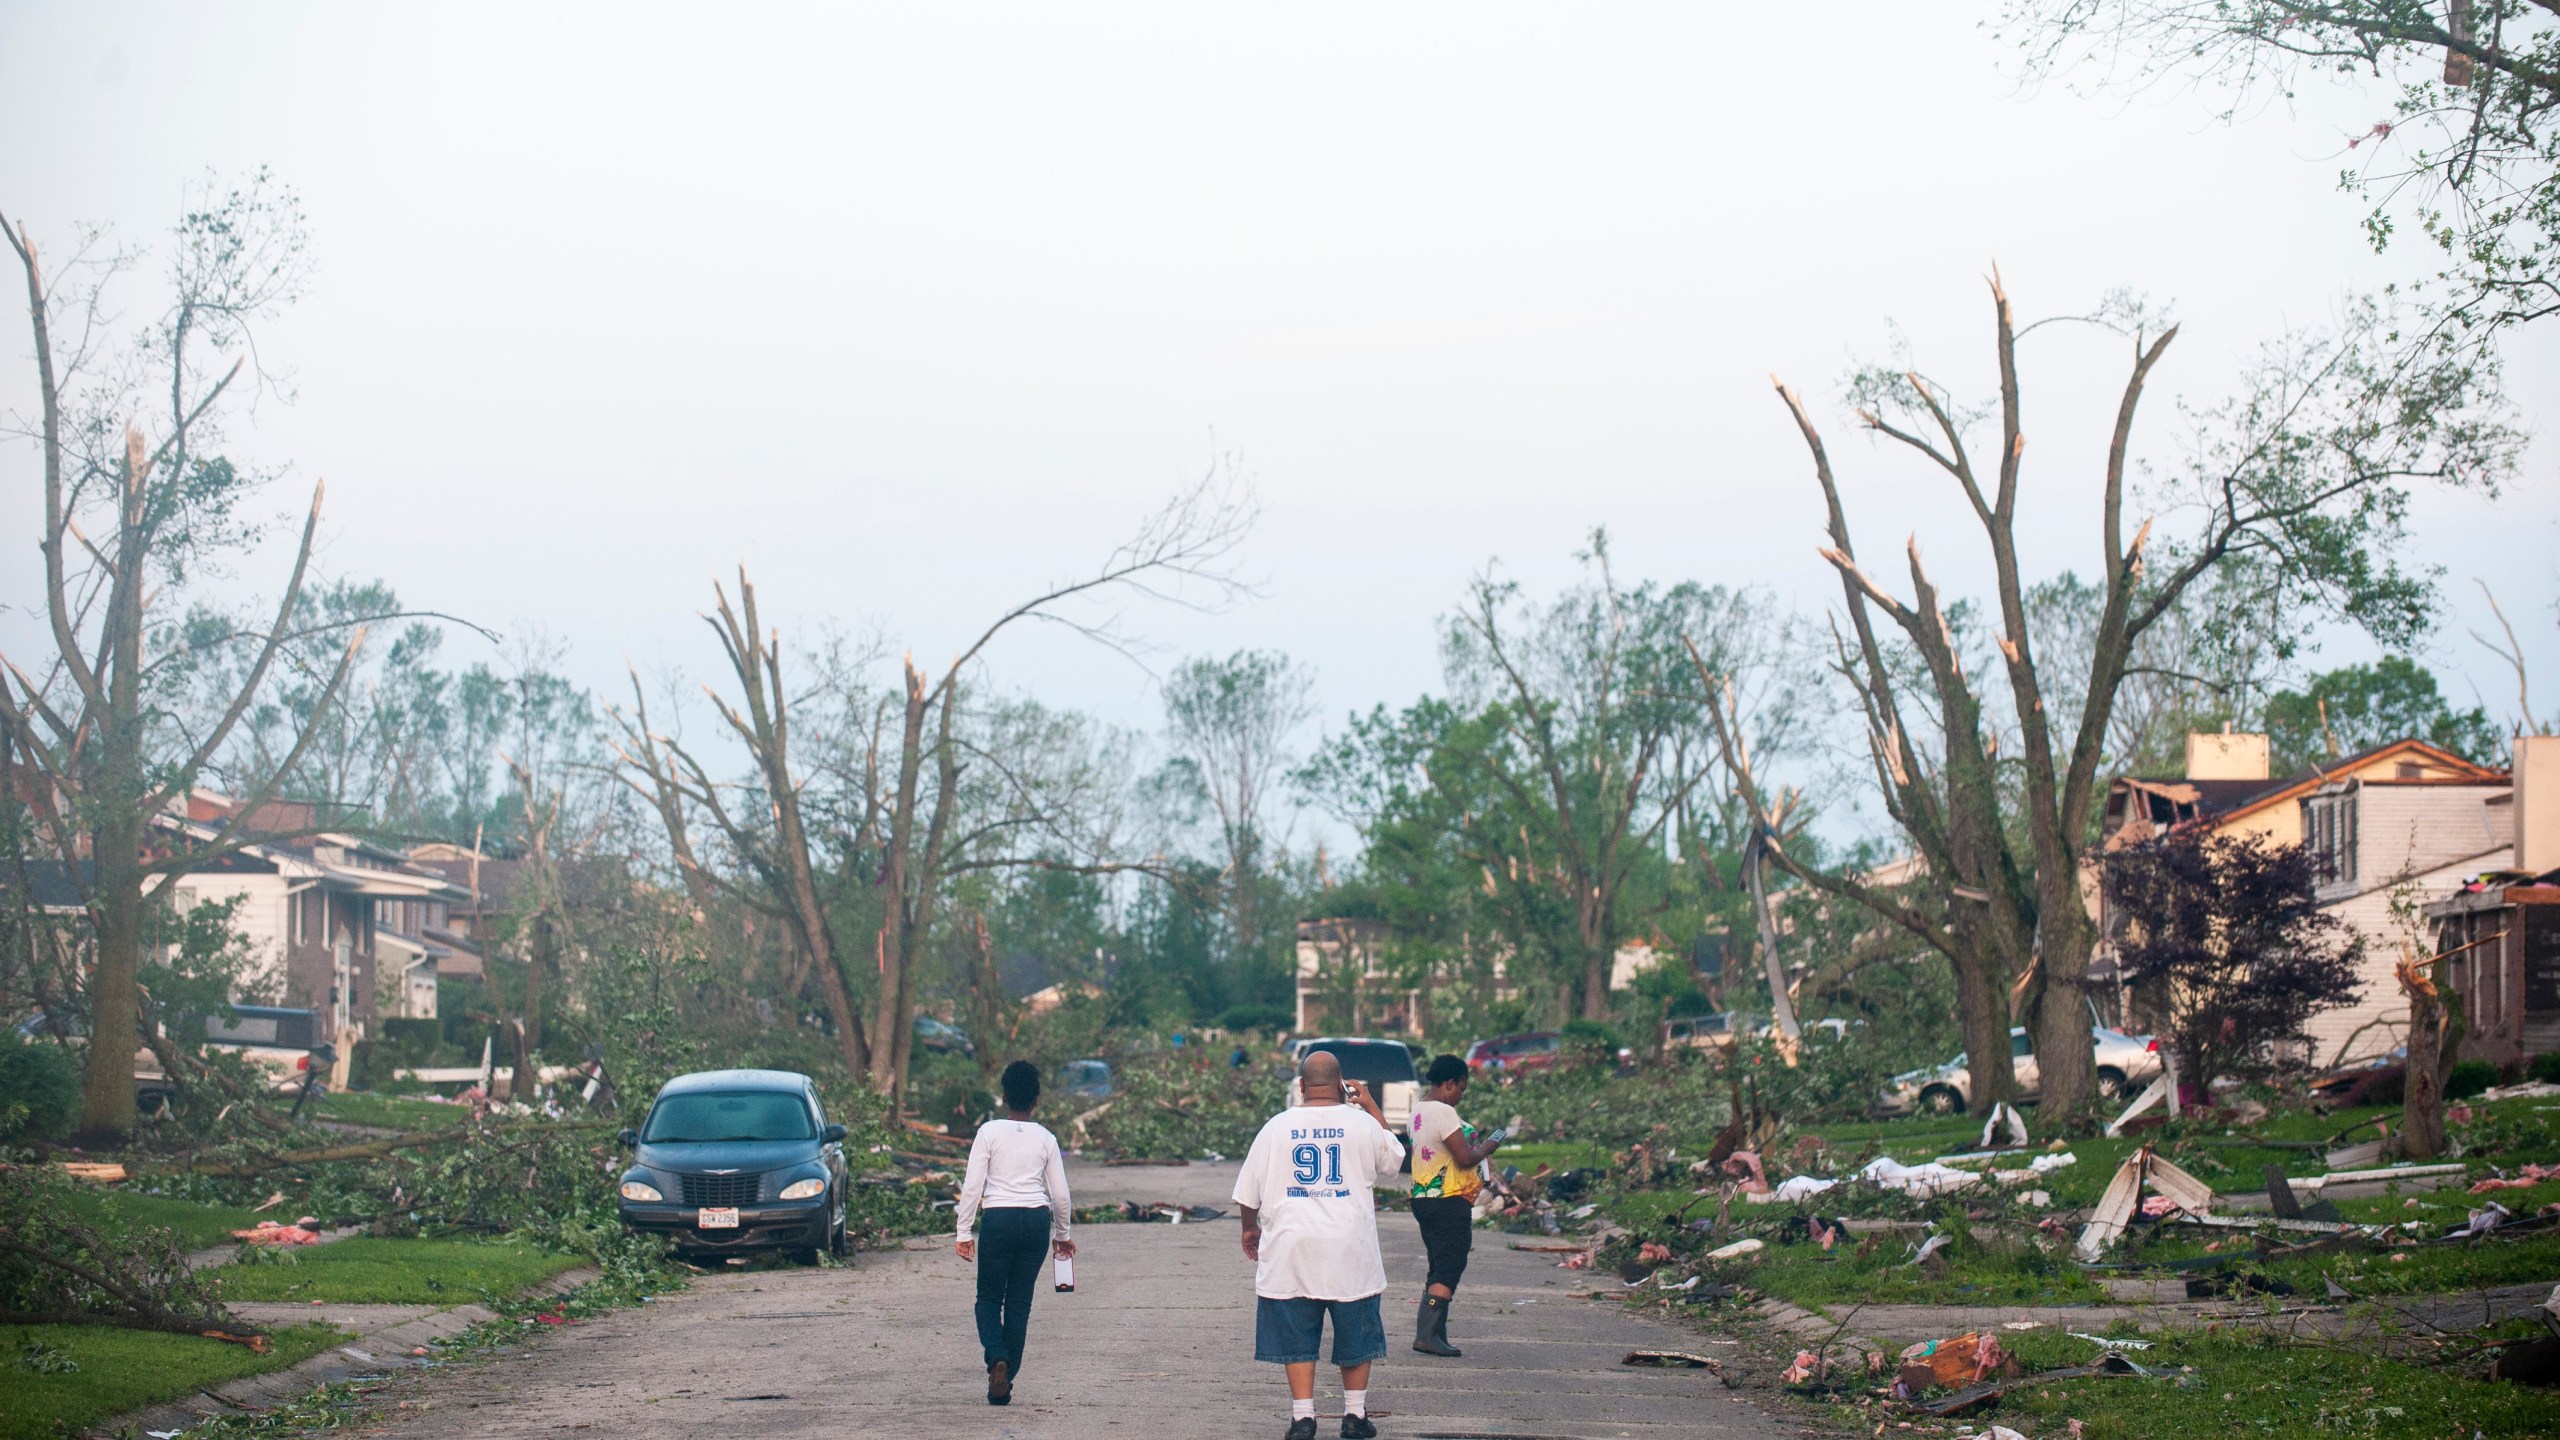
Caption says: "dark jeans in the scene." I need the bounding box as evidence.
[1411,1196,1473,1291]
[973,1206,1050,1378]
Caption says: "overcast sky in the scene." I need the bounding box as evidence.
[3,4,2554,819]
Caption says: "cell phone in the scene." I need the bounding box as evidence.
[1479,1127,1512,1149]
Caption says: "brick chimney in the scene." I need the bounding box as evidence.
[2517,734,2560,875]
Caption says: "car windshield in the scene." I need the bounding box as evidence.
[1303,1041,1417,1086]
[642,1090,815,1143]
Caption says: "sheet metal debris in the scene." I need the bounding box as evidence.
[1978,1100,2029,1150]
[2073,1146,2214,1261]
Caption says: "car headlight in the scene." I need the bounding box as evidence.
[778,1177,827,1200]
[620,1179,664,1202]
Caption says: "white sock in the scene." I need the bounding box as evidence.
[1344,1389,1367,1418]
[1292,1398,1316,1421]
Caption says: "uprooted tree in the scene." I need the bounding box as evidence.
[1703,278,2512,1126]
[0,176,383,1141]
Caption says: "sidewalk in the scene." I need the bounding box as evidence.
[98,1267,595,1437]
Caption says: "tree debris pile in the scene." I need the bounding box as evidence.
[1070,1052,1273,1162]
[0,1165,263,1347]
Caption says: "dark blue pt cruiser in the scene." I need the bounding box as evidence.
[616,1068,849,1262]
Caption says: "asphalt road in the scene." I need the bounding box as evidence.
[348,1159,1794,1440]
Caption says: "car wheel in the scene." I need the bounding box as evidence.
[828,1191,849,1257]
[2096,1067,2130,1102]
[1919,1085,1965,1116]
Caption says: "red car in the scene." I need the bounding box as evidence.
[1463,1031,1562,1073]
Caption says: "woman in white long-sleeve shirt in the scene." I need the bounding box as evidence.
[954,1060,1075,1405]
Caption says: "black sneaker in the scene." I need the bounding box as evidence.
[1341,1415,1378,1440]
[1286,1418,1318,1440]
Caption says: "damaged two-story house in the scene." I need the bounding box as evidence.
[164,794,473,1075]
[2100,733,2513,1068]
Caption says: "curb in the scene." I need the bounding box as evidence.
[93,1266,598,1438]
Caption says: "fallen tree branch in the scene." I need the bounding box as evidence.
[0,1233,261,1343]
[145,1119,616,1178]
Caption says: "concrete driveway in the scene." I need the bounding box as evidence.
[348,1159,1791,1440]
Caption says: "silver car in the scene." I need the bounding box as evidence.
[1877,1026,2162,1116]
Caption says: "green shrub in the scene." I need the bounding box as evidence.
[2445,1058,2500,1100]
[1076,1050,1275,1160]
[2530,1051,2560,1086]
[0,1040,81,1142]
[1559,1018,1623,1053]
[905,1049,994,1136]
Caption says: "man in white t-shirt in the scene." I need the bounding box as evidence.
[1234,1049,1407,1440]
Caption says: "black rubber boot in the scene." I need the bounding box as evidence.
[1414,1293,1461,1356]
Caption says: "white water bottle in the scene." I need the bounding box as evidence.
[1053,1255,1075,1292]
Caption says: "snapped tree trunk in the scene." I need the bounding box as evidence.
[2401,950,2462,1161]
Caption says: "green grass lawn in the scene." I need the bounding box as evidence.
[309,1089,474,1131]
[1499,1140,1615,1174]
[61,1188,271,1249]
[0,1322,344,1440]
[212,1237,583,1304]
[1971,1325,2560,1439]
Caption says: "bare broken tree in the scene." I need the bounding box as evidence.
[0,180,370,1139]
[615,468,1253,1095]
[1706,279,2512,1125]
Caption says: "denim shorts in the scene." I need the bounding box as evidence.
[1254,1294,1387,1366]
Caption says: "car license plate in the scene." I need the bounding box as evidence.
[697,1207,739,1229]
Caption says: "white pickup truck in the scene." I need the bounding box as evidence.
[126,1005,332,1111]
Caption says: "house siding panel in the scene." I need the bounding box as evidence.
[2302,844,2514,1067]
[170,874,291,1001]
[2358,785,2512,882]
